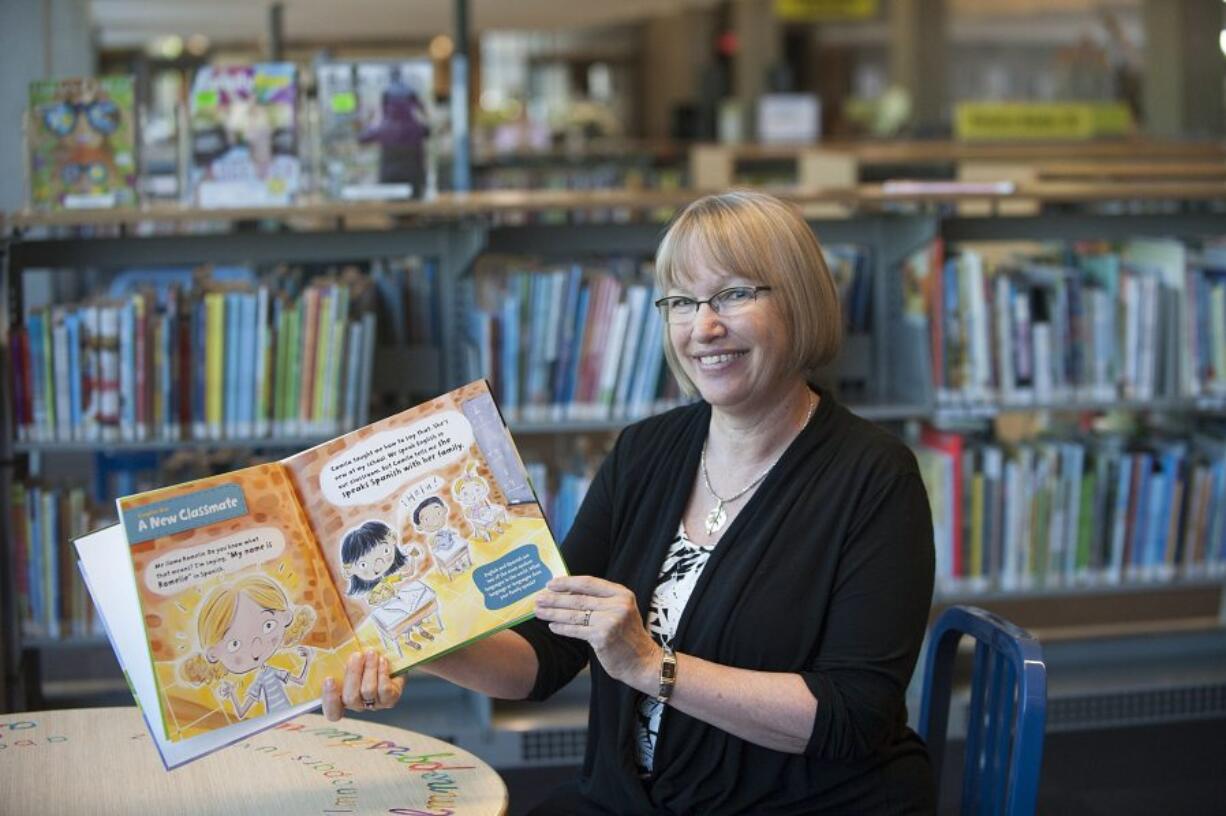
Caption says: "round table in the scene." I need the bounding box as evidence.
[0,707,507,816]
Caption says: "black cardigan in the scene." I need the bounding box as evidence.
[515,389,937,815]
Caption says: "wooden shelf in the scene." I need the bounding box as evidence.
[8,180,1226,234]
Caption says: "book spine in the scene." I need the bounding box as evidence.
[358,312,377,426]
[312,287,333,433]
[205,293,225,439]
[135,294,149,441]
[224,291,239,439]
[255,286,270,437]
[299,287,320,434]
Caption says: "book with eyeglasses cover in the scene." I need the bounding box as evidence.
[27,76,138,211]
[74,380,567,768]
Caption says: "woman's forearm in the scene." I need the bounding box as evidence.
[417,629,540,700]
[630,651,817,754]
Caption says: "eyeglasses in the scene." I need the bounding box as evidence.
[40,99,122,138]
[653,286,772,325]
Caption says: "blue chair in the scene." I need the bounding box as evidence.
[918,605,1047,816]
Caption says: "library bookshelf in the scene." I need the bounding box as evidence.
[3,182,1226,765]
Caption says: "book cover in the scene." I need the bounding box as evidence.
[188,64,300,208]
[317,60,434,201]
[75,380,566,769]
[27,76,138,210]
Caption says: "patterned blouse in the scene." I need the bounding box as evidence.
[635,522,718,776]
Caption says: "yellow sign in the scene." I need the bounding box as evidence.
[954,102,1134,141]
[774,0,879,22]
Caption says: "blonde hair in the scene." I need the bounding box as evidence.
[180,575,315,686]
[653,190,842,396]
[452,462,486,503]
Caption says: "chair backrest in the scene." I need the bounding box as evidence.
[918,605,1047,816]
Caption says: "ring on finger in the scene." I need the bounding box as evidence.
[581,608,592,627]
[362,696,377,710]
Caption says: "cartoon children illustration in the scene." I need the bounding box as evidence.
[412,496,472,580]
[339,519,440,653]
[340,519,409,597]
[452,462,509,542]
[181,575,315,719]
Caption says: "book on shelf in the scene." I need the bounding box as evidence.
[316,59,435,201]
[188,64,300,208]
[27,76,138,211]
[464,259,682,423]
[916,426,1226,594]
[920,239,1226,411]
[10,271,378,445]
[11,483,102,641]
[73,380,568,769]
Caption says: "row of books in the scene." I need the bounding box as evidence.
[11,484,103,640]
[463,260,683,422]
[28,61,438,211]
[10,273,378,443]
[461,246,873,422]
[916,426,1226,592]
[525,462,595,547]
[913,238,1226,409]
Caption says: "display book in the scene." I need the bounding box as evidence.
[188,63,300,208]
[26,75,138,211]
[73,380,568,769]
[315,59,435,201]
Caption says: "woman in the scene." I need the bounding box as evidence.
[324,190,936,814]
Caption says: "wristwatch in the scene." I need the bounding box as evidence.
[656,645,677,704]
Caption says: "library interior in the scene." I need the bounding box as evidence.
[2,0,1226,814]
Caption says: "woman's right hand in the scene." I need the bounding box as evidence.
[322,649,405,721]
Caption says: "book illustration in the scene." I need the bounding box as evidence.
[119,461,359,742]
[181,575,315,719]
[82,380,565,765]
[283,380,565,669]
[189,64,300,208]
[453,462,510,541]
[27,76,137,210]
[317,59,434,200]
[410,494,473,580]
[339,519,442,656]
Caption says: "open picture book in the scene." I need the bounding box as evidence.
[74,379,567,769]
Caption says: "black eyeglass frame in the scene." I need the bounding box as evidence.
[653,285,773,320]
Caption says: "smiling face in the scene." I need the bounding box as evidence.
[456,479,486,504]
[667,261,794,417]
[205,592,291,675]
[349,534,398,582]
[417,502,448,532]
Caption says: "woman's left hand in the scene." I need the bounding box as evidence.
[535,576,661,692]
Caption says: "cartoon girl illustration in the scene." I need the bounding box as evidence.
[339,519,439,653]
[340,519,409,597]
[452,462,509,542]
[413,496,472,580]
[181,575,315,719]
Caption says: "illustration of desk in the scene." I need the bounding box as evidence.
[370,578,443,656]
[430,530,473,579]
[0,707,507,815]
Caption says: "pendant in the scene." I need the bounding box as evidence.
[704,501,727,536]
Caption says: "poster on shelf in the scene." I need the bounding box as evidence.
[27,76,139,211]
[188,64,300,208]
[316,59,435,201]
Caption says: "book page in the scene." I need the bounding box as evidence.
[282,379,567,674]
[116,462,359,742]
[75,525,320,769]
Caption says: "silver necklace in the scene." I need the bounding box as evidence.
[700,391,817,536]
